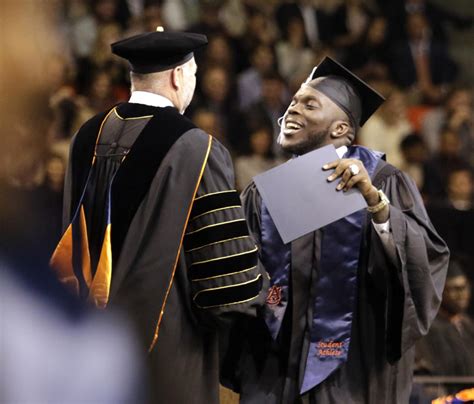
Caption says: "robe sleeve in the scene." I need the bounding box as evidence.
[240,181,263,248]
[369,168,449,362]
[184,139,267,319]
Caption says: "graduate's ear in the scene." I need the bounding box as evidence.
[171,66,181,90]
[329,120,350,140]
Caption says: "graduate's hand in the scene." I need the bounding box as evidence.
[322,158,379,206]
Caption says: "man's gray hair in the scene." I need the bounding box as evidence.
[130,71,170,93]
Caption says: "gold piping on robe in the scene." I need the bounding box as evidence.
[193,274,262,309]
[148,135,213,353]
[191,265,258,282]
[194,189,238,201]
[184,235,250,253]
[91,107,115,165]
[190,205,241,222]
[190,246,258,267]
[195,293,261,309]
[113,107,153,121]
[185,218,247,236]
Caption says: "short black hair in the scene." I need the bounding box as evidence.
[400,133,424,151]
[447,259,466,279]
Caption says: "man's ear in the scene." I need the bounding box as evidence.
[171,66,181,90]
[330,120,350,139]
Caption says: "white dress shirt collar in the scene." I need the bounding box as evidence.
[336,145,348,158]
[129,91,174,108]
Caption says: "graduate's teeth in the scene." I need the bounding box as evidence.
[286,122,302,129]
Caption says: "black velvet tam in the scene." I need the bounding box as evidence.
[111,30,207,73]
[306,56,385,127]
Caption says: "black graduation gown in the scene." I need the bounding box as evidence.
[56,103,266,404]
[230,160,449,403]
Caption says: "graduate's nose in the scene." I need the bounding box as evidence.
[287,102,301,116]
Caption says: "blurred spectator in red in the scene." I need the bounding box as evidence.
[238,44,277,111]
[399,133,428,190]
[423,128,472,201]
[421,87,474,166]
[345,15,391,81]
[46,54,82,142]
[358,85,413,168]
[234,120,284,191]
[388,12,458,104]
[415,259,474,395]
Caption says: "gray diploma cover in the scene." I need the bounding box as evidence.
[254,144,367,243]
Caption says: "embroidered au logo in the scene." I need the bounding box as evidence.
[316,341,345,358]
[266,285,282,305]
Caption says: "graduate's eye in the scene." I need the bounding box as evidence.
[306,103,317,110]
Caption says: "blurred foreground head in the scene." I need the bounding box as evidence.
[0,3,145,403]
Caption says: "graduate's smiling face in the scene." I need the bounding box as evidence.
[279,83,348,155]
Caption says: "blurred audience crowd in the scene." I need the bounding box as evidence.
[1,0,474,399]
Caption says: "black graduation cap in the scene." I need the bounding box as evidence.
[305,56,385,127]
[111,29,208,74]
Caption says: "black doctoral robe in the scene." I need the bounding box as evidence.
[52,103,266,404]
[225,159,449,403]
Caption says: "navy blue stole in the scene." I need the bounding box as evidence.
[260,145,383,394]
[261,202,291,339]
